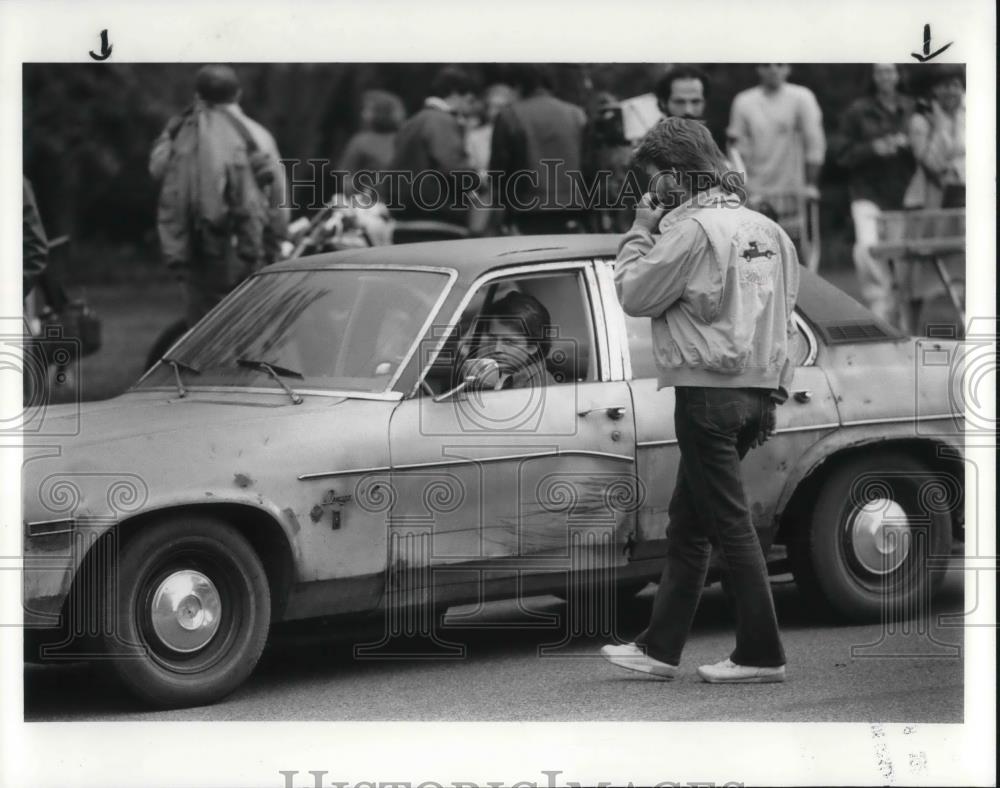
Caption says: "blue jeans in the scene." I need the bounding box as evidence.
[635,386,786,668]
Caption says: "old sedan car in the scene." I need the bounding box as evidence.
[22,235,964,708]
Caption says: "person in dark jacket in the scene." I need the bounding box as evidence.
[490,64,588,234]
[23,177,48,298]
[338,89,406,200]
[835,63,915,325]
[385,66,477,236]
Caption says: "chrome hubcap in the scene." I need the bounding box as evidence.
[150,570,222,653]
[849,498,911,575]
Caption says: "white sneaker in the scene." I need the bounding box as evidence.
[697,658,786,684]
[599,642,678,680]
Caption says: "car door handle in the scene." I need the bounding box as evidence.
[577,406,628,420]
[793,390,812,403]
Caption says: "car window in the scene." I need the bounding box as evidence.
[624,310,813,380]
[422,269,598,395]
[138,269,450,393]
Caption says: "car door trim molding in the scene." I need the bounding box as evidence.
[842,413,964,427]
[637,420,844,449]
[137,386,404,401]
[297,448,635,481]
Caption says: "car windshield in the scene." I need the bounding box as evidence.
[138,268,450,393]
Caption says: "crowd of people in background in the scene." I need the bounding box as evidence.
[23,61,968,355]
[331,61,962,333]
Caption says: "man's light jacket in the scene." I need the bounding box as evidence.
[615,187,800,391]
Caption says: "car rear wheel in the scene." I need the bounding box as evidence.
[789,452,952,622]
[102,516,271,708]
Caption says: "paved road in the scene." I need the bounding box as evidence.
[24,570,964,722]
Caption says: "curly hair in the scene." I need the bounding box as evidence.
[632,116,730,191]
[487,291,552,358]
[654,65,710,105]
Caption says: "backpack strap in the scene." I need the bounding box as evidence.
[218,108,261,154]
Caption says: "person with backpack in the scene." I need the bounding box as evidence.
[149,64,288,325]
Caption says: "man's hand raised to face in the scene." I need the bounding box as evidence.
[633,192,669,233]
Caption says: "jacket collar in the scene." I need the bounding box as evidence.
[658,186,741,232]
[424,96,455,114]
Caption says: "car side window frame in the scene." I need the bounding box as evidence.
[792,311,819,367]
[407,260,609,398]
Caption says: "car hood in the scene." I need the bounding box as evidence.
[22,389,398,525]
[36,389,357,448]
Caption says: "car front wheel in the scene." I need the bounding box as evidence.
[102,516,271,708]
[790,452,953,622]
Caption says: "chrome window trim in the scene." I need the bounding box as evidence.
[593,258,629,381]
[385,268,459,391]
[135,266,457,397]
[793,311,819,367]
[582,264,611,382]
[255,264,460,276]
[408,260,609,397]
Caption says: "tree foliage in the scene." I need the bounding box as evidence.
[24,62,932,257]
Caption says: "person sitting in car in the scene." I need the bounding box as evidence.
[459,291,556,390]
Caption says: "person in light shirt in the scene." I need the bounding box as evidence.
[727,64,826,246]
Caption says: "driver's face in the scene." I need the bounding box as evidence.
[486,318,531,369]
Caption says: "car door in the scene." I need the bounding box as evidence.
[596,258,840,560]
[386,261,638,603]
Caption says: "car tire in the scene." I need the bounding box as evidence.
[101,516,271,708]
[789,452,952,622]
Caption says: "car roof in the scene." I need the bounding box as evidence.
[266,234,903,341]
[266,234,621,280]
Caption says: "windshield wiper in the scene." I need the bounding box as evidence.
[161,355,201,398]
[236,358,304,404]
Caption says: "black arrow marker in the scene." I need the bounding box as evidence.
[911,23,952,62]
[89,29,112,61]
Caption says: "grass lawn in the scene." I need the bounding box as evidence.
[48,278,180,404]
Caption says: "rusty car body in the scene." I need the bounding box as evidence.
[22,235,964,707]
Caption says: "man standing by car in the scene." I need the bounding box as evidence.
[601,117,799,683]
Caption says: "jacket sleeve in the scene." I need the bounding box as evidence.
[148,115,183,183]
[798,88,826,166]
[490,109,524,182]
[259,128,289,226]
[23,178,48,296]
[834,102,877,170]
[726,93,752,162]
[908,112,951,180]
[613,219,705,318]
[426,113,470,175]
